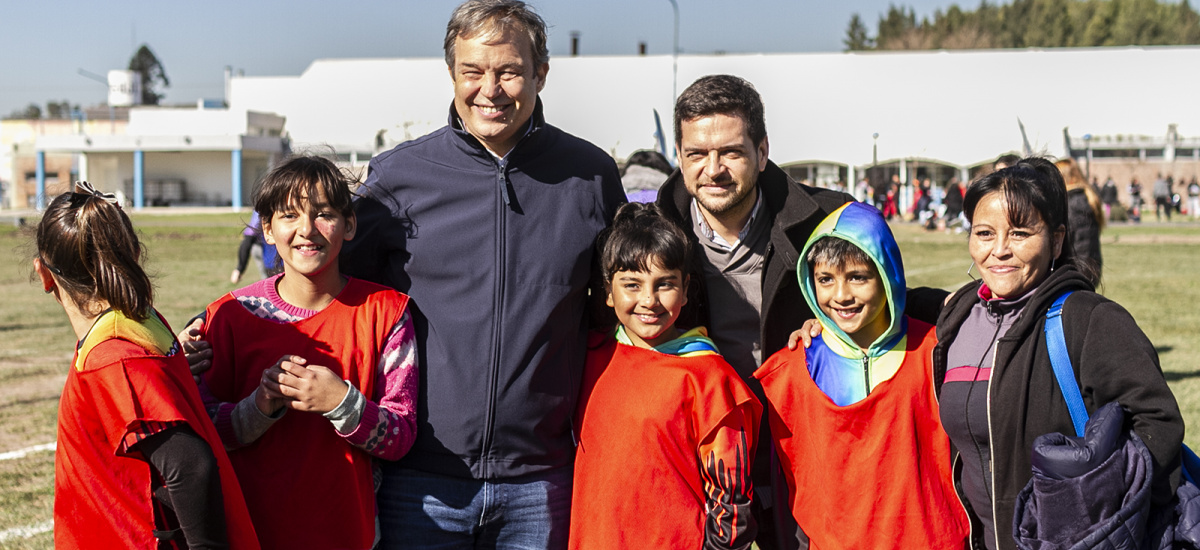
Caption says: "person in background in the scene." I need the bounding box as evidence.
[1128,177,1144,222]
[621,149,673,203]
[994,153,1021,171]
[1054,158,1105,280]
[1187,176,1200,220]
[1100,176,1118,220]
[935,158,1181,550]
[945,176,966,232]
[230,211,266,284]
[1153,173,1173,221]
[37,182,258,550]
[571,202,759,549]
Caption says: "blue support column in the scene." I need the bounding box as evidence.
[231,149,243,210]
[35,151,46,210]
[133,150,145,209]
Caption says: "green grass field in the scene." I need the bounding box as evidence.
[0,211,1196,547]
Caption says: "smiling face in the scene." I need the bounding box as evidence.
[606,262,688,349]
[450,25,548,157]
[812,258,889,350]
[677,113,768,227]
[968,191,1065,299]
[263,187,356,288]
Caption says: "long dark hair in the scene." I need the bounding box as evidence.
[36,185,153,321]
[964,156,1099,286]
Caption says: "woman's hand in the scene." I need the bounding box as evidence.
[786,319,823,350]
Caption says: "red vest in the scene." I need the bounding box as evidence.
[569,335,761,549]
[55,323,259,549]
[203,278,408,550]
[756,319,968,550]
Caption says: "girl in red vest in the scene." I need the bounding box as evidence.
[569,202,761,549]
[198,156,417,550]
[35,182,259,549]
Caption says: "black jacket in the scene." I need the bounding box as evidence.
[1067,188,1103,275]
[343,100,625,480]
[934,265,1183,550]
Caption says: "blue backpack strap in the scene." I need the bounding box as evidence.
[1046,291,1200,485]
[1044,291,1089,437]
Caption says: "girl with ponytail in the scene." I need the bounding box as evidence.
[35,182,258,549]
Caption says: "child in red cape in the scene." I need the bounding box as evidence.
[36,182,259,549]
[569,202,761,549]
[199,156,418,549]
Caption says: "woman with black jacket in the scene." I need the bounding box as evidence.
[933,157,1183,550]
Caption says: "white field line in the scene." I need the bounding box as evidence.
[0,520,53,542]
[0,442,56,461]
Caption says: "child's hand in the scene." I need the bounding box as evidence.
[255,356,300,415]
[276,360,350,414]
[786,319,823,350]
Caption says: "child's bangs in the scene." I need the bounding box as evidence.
[254,156,356,219]
[606,231,687,280]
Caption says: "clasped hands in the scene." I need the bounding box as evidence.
[256,355,349,416]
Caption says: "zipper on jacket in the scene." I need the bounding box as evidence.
[480,157,509,478]
[932,347,978,549]
[986,333,1000,550]
[497,158,512,206]
[862,355,872,398]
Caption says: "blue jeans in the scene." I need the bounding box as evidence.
[377,466,572,550]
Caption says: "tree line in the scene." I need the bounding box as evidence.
[845,0,1200,51]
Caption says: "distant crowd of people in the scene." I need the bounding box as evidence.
[33,1,1193,550]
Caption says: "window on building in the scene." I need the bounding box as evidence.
[1092,149,1139,158]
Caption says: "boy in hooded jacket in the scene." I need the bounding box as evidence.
[753,202,967,549]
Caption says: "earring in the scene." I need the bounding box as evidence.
[966,262,977,281]
[1051,258,1056,271]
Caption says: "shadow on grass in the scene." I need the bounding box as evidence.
[1164,370,1200,382]
[0,323,60,333]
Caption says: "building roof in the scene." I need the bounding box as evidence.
[227,46,1200,169]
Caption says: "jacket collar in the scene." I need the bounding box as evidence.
[661,160,821,234]
[944,264,1093,347]
[446,96,546,161]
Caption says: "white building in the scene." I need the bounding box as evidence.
[33,102,286,209]
[29,45,1200,209]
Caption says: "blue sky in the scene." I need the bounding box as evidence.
[0,1,1076,114]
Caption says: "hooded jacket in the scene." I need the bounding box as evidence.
[934,265,1183,550]
[343,99,626,480]
[797,201,907,399]
[755,202,967,548]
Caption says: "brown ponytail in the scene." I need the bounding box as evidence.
[35,184,153,321]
